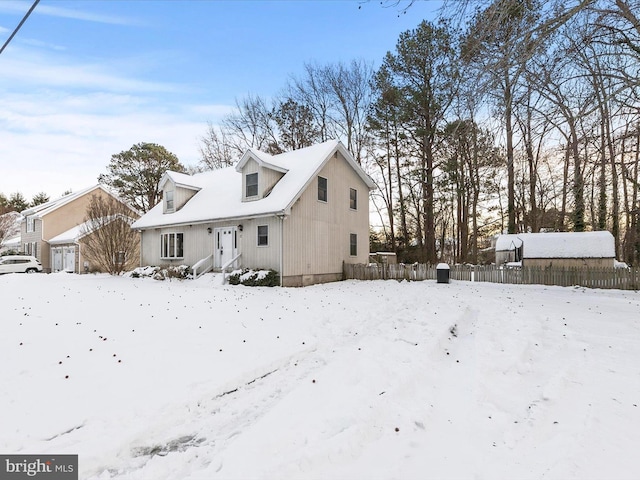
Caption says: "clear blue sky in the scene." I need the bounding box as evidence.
[0,0,442,200]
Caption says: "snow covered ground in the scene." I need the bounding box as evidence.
[1,272,639,479]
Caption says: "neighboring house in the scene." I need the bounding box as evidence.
[495,231,616,268]
[20,185,138,273]
[47,216,139,273]
[131,140,375,286]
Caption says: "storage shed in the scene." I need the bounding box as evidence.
[495,231,616,268]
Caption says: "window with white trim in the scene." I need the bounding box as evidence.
[318,176,327,202]
[160,233,184,258]
[350,188,357,210]
[246,173,258,197]
[257,225,268,246]
[26,216,35,233]
[165,190,174,211]
[350,233,357,256]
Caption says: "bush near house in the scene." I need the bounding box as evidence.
[128,265,191,280]
[228,268,280,287]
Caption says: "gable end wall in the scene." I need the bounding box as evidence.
[282,151,369,284]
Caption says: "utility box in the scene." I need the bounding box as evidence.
[436,263,450,284]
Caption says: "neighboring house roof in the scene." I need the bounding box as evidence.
[132,140,375,230]
[48,216,134,245]
[1,235,21,249]
[21,185,140,218]
[495,232,615,258]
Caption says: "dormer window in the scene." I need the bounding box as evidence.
[165,190,174,211]
[246,173,258,197]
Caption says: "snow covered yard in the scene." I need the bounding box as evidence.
[1,273,639,480]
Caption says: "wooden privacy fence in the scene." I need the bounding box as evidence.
[343,263,640,291]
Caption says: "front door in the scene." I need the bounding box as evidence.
[63,246,75,272]
[214,227,237,269]
[52,248,63,272]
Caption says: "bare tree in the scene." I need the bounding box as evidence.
[81,194,140,275]
[0,212,21,246]
[222,94,280,156]
[198,122,236,170]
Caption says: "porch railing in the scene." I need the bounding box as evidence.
[221,253,242,284]
[192,254,214,279]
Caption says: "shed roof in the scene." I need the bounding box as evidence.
[48,216,134,245]
[495,232,615,258]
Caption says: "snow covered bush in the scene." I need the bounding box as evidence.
[228,268,279,287]
[128,265,191,281]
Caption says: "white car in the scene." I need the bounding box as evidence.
[0,255,43,274]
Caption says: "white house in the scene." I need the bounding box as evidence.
[131,140,375,286]
[495,231,616,268]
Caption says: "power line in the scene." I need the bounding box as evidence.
[0,0,41,56]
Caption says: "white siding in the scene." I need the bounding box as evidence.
[283,151,370,278]
[240,159,285,202]
[239,216,282,271]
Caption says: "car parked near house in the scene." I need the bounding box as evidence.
[0,255,43,274]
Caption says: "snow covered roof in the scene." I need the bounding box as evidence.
[48,223,87,245]
[132,140,375,230]
[48,216,133,245]
[159,171,203,191]
[1,235,21,248]
[21,185,102,217]
[495,232,615,258]
[20,185,137,218]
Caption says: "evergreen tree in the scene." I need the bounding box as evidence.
[8,192,29,212]
[30,192,50,207]
[99,143,185,213]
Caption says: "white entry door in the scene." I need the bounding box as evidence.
[214,227,237,269]
[63,246,75,272]
[52,248,63,272]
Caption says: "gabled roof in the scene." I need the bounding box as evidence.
[20,185,138,218]
[235,149,289,174]
[132,140,375,230]
[159,171,204,191]
[495,232,615,258]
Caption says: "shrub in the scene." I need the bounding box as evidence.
[228,268,279,287]
[127,265,191,281]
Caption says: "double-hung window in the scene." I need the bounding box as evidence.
[257,225,268,246]
[318,176,328,202]
[246,173,258,197]
[350,233,357,256]
[26,216,35,233]
[160,233,184,258]
[350,188,357,210]
[165,190,174,211]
